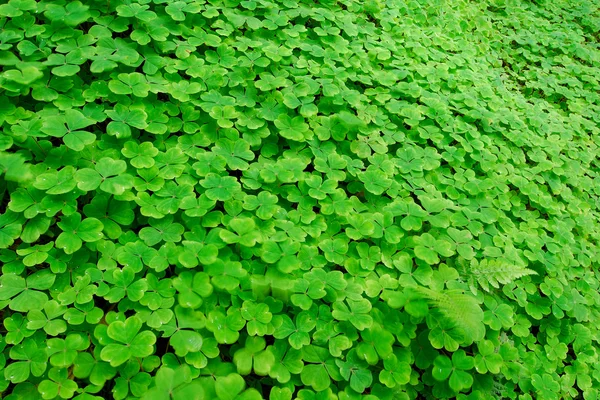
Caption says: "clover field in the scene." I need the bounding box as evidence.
[1,0,600,399]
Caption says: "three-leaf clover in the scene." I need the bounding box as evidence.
[139,216,184,246]
[200,173,242,201]
[56,213,104,254]
[4,338,48,383]
[241,300,273,336]
[172,271,213,309]
[26,300,67,336]
[332,299,373,330]
[122,141,159,168]
[33,167,77,195]
[413,233,455,265]
[105,104,148,138]
[38,367,79,399]
[47,333,89,368]
[473,340,503,374]
[242,192,279,220]
[212,373,245,400]
[103,266,147,303]
[432,350,474,393]
[100,316,157,367]
[108,72,151,97]
[379,348,413,388]
[75,157,134,195]
[219,217,260,247]
[336,349,373,393]
[41,110,96,151]
[206,308,246,344]
[275,115,310,141]
[273,312,316,350]
[162,306,204,357]
[233,335,275,376]
[267,340,304,384]
[0,270,55,312]
[83,195,135,239]
[300,345,342,392]
[142,365,204,400]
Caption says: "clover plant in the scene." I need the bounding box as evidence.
[1,0,600,399]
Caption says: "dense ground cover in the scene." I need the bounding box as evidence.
[1,0,600,398]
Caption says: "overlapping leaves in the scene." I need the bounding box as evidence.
[1,0,600,399]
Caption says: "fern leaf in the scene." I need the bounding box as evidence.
[412,287,485,343]
[469,258,537,292]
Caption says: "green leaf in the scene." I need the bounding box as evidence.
[170,330,203,357]
[215,373,246,400]
[100,316,156,367]
[233,336,274,375]
[275,115,310,141]
[301,364,331,392]
[56,213,104,254]
[200,173,241,201]
[0,272,54,312]
[432,355,452,381]
[109,73,150,97]
[332,299,373,330]
[3,66,43,85]
[2,3,600,400]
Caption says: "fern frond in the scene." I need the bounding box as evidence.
[469,258,537,292]
[412,287,485,343]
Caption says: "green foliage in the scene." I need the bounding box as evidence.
[1,0,600,398]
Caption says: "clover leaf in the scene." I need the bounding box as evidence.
[100,316,157,367]
[301,345,342,392]
[200,173,241,201]
[162,306,204,357]
[432,350,474,393]
[103,266,147,303]
[473,340,503,374]
[243,192,279,220]
[267,340,304,384]
[336,349,373,393]
[109,73,151,97]
[332,299,373,330]
[2,1,599,399]
[142,365,203,400]
[139,216,184,246]
[41,110,96,151]
[219,217,260,247]
[275,115,310,141]
[47,333,89,368]
[105,104,148,139]
[33,166,77,195]
[26,300,67,336]
[122,141,159,168]
[0,211,23,248]
[44,1,90,26]
[38,367,79,399]
[4,313,35,345]
[55,213,104,254]
[215,373,246,400]
[413,233,455,265]
[233,335,275,376]
[4,338,48,383]
[379,348,413,388]
[172,271,213,309]
[206,308,246,344]
[83,195,135,239]
[273,312,315,350]
[112,361,152,399]
[75,157,134,195]
[241,300,273,337]
[0,270,55,312]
